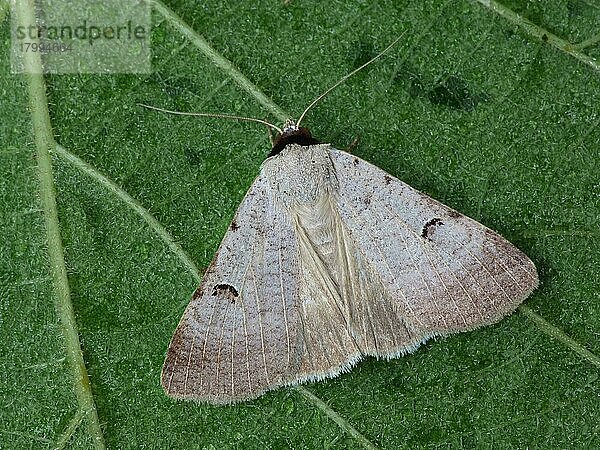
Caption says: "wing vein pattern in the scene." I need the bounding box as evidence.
[162,143,538,403]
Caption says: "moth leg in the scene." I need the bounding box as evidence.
[265,120,276,146]
[344,135,360,153]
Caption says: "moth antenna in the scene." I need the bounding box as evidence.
[138,103,283,134]
[296,32,406,128]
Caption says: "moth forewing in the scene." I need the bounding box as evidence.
[162,174,304,403]
[329,148,538,340]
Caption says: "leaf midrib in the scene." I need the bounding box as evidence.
[14,0,105,448]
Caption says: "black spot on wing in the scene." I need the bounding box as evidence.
[422,217,444,239]
[212,284,239,303]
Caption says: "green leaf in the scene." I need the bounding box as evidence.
[2,0,599,448]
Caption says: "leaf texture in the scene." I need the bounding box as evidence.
[2,0,599,448]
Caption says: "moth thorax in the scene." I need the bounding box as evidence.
[263,144,338,208]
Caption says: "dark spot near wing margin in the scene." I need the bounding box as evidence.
[212,284,239,303]
[422,218,444,239]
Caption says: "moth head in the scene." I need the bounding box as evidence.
[282,119,298,134]
[268,121,320,157]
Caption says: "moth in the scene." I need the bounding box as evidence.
[151,38,539,404]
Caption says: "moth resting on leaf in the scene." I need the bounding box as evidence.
[154,39,538,405]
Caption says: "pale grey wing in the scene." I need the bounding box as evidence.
[162,174,303,404]
[329,148,538,357]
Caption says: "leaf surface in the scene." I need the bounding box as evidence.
[2,0,599,448]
